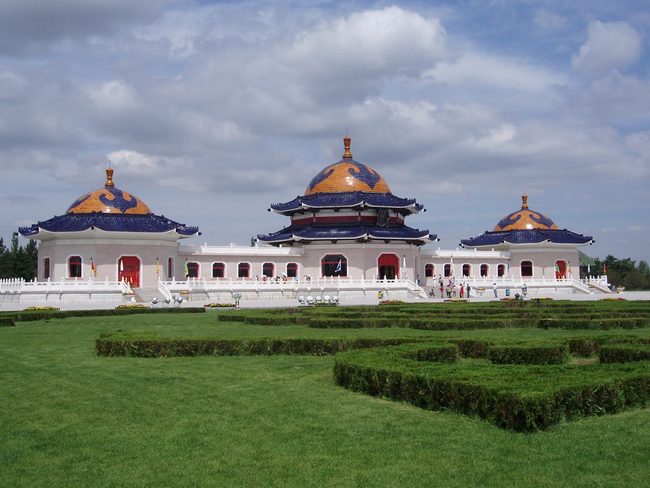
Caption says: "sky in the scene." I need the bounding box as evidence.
[2,0,649,264]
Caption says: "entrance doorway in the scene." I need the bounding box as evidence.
[119,256,141,287]
[378,254,399,280]
[555,260,567,279]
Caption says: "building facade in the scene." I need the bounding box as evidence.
[11,137,604,304]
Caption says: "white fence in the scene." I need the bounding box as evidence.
[0,274,610,304]
[0,277,131,304]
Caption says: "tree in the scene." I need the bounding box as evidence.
[0,234,38,281]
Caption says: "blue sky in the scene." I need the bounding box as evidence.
[2,0,649,263]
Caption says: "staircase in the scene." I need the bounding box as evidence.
[132,288,165,305]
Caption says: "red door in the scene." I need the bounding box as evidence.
[119,256,141,287]
[378,254,399,279]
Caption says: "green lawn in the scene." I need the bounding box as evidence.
[1,312,649,487]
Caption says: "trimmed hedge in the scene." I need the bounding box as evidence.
[488,344,569,365]
[13,307,206,322]
[95,334,430,358]
[0,316,16,327]
[599,344,650,363]
[333,344,650,432]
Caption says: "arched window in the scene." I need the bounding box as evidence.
[322,254,347,277]
[238,262,250,278]
[187,262,199,278]
[521,260,533,277]
[212,262,225,278]
[425,263,434,278]
[167,257,174,279]
[262,262,274,278]
[69,256,82,278]
[462,264,471,277]
[287,263,298,278]
[444,263,452,277]
[497,264,506,277]
[43,257,50,280]
[480,264,488,277]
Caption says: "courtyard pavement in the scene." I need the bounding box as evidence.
[1,290,649,312]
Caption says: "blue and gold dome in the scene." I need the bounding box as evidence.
[66,168,152,215]
[305,137,391,195]
[257,136,434,246]
[493,195,558,231]
[19,167,199,238]
[461,194,592,249]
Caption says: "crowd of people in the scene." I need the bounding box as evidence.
[428,275,471,298]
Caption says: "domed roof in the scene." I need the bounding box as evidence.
[493,195,558,231]
[66,168,152,215]
[305,137,391,195]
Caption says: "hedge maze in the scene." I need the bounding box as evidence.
[93,300,650,432]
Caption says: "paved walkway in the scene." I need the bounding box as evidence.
[2,291,649,312]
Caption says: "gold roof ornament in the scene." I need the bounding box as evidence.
[343,136,352,158]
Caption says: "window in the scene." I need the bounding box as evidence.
[287,263,298,278]
[425,263,434,278]
[69,256,82,278]
[462,264,471,277]
[480,264,488,277]
[521,260,533,277]
[167,257,174,279]
[187,262,199,278]
[498,264,506,277]
[262,262,274,278]
[43,257,50,280]
[238,262,250,278]
[322,254,347,277]
[444,263,452,277]
[212,262,225,278]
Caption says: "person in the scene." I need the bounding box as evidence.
[467,283,471,298]
[429,287,435,297]
[493,282,498,298]
[416,274,420,286]
[460,284,464,298]
[439,277,444,297]
[446,283,452,298]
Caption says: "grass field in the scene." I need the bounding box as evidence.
[2,310,650,487]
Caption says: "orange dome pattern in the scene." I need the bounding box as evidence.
[66,168,152,215]
[305,137,391,195]
[494,195,558,231]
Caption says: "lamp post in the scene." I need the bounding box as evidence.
[233,292,242,309]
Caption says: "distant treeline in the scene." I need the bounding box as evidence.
[0,234,38,280]
[582,255,650,290]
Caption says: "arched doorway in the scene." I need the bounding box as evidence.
[378,254,399,280]
[555,260,567,279]
[119,256,141,287]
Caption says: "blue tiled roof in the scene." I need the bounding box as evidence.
[270,191,424,214]
[257,222,435,246]
[461,228,593,247]
[18,213,199,237]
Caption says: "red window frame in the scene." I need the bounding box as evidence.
[238,262,250,278]
[212,262,225,278]
[69,256,82,278]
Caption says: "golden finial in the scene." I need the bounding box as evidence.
[343,136,352,158]
[105,167,115,187]
[521,194,528,209]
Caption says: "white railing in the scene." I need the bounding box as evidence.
[435,275,610,296]
[160,275,426,298]
[0,277,128,294]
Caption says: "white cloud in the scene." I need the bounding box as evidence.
[533,9,568,31]
[424,52,567,93]
[571,20,642,77]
